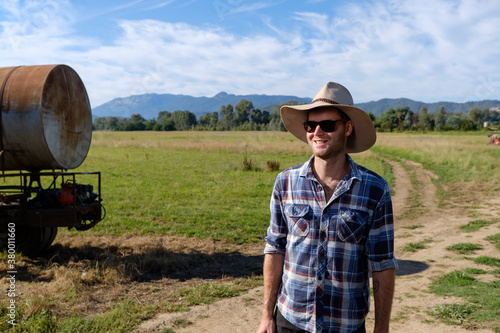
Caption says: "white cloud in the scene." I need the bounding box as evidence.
[226,1,282,15]
[292,12,332,38]
[300,0,500,102]
[145,1,176,10]
[0,0,499,107]
[0,0,79,62]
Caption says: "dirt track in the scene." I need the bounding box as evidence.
[136,158,500,333]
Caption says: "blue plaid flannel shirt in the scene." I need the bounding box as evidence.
[265,155,398,333]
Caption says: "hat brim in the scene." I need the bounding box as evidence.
[280,102,376,153]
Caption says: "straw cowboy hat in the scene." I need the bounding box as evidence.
[280,82,376,153]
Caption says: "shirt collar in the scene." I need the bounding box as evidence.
[299,154,362,183]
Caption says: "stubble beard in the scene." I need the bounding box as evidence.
[309,132,346,161]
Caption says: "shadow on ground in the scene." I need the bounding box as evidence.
[16,245,425,283]
[16,242,264,282]
[395,260,429,276]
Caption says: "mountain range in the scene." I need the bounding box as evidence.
[91,92,500,119]
[92,92,311,119]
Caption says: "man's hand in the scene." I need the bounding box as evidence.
[372,268,396,333]
[256,316,276,333]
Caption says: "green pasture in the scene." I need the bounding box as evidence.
[68,130,500,243]
[72,131,392,243]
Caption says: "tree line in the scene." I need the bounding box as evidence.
[92,99,500,132]
[375,105,500,132]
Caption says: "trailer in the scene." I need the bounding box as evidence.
[0,171,104,255]
[0,64,104,256]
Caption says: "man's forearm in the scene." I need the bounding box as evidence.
[261,253,285,318]
[256,253,285,333]
[372,268,396,333]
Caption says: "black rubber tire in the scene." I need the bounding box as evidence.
[7,225,42,256]
[1,225,58,257]
[11,225,56,256]
[40,227,58,252]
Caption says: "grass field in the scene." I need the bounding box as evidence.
[1,130,499,332]
[77,131,395,243]
[80,131,500,240]
[373,132,500,183]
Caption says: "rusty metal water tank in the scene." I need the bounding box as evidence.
[0,64,92,171]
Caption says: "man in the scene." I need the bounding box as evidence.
[257,82,397,333]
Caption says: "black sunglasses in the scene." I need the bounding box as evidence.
[303,119,345,133]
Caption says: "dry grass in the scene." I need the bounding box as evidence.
[0,234,264,323]
[375,132,500,181]
[91,131,312,155]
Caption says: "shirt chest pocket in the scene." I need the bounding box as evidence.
[283,204,311,237]
[335,209,370,243]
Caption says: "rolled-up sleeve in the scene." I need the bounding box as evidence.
[366,183,398,272]
[264,174,288,255]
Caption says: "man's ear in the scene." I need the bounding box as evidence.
[345,120,354,137]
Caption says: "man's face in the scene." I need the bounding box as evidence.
[305,108,352,160]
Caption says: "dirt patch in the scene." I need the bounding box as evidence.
[137,158,500,333]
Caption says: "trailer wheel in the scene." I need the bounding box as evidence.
[44,227,58,251]
[14,225,57,256]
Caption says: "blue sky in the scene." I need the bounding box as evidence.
[0,0,499,108]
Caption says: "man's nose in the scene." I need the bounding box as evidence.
[313,123,324,135]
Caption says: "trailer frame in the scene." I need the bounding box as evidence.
[0,170,104,255]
